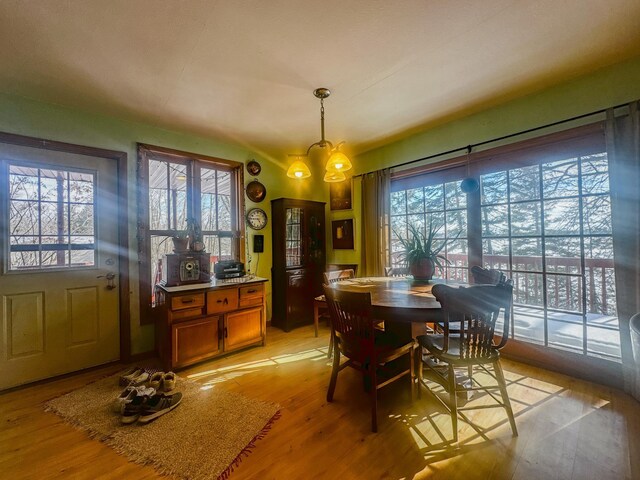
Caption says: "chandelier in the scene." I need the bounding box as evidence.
[287,88,352,182]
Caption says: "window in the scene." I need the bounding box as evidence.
[480,153,618,360]
[390,180,468,281]
[8,164,95,270]
[390,123,620,362]
[137,145,244,322]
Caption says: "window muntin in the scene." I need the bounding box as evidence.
[8,164,96,270]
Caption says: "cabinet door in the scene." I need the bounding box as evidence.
[171,316,221,368]
[224,307,263,352]
[285,269,313,328]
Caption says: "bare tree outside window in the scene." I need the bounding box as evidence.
[8,164,95,270]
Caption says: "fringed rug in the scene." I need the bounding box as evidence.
[45,372,280,480]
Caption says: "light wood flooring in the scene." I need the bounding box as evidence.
[2,324,639,480]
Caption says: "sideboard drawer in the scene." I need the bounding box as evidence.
[170,293,205,311]
[207,289,239,314]
[239,283,264,307]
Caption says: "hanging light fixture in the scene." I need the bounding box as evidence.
[460,145,479,193]
[288,88,352,182]
[286,155,311,179]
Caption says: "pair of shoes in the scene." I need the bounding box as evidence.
[148,371,177,392]
[113,385,156,413]
[120,392,182,424]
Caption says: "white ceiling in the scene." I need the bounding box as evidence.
[1,0,640,161]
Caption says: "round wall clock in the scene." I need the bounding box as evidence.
[246,179,267,203]
[246,207,268,230]
[246,159,261,176]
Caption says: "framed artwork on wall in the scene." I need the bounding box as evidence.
[332,219,354,249]
[329,179,352,210]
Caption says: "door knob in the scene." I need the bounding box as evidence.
[97,272,117,290]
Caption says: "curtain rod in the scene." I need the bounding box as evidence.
[353,101,629,178]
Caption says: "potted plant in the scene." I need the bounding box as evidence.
[171,230,189,252]
[394,222,451,281]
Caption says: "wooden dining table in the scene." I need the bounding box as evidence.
[326,276,466,339]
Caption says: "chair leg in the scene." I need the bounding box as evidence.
[370,363,378,433]
[409,347,415,404]
[327,329,334,359]
[313,302,320,338]
[448,364,458,443]
[493,360,518,437]
[326,343,340,402]
[414,346,423,399]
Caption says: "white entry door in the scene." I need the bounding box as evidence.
[0,142,120,390]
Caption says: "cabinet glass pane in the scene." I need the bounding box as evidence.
[286,208,303,267]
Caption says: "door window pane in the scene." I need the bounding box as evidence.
[8,164,96,270]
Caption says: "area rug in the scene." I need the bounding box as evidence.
[45,372,280,480]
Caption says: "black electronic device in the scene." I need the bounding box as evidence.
[161,252,210,287]
[214,260,246,279]
[253,235,264,253]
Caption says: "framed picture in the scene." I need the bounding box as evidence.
[330,179,352,210]
[332,219,354,249]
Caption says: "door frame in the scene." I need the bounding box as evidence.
[0,131,131,362]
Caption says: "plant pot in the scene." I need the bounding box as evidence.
[410,258,435,281]
[172,237,189,253]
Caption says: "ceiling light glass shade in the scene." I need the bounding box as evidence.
[286,159,311,179]
[323,170,346,183]
[325,150,352,173]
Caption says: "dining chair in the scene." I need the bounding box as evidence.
[314,269,356,357]
[324,286,415,432]
[384,266,409,277]
[471,265,507,285]
[415,281,518,442]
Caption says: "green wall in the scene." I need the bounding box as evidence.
[0,93,325,354]
[326,55,640,269]
[2,54,640,354]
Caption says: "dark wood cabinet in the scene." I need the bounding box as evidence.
[271,198,326,331]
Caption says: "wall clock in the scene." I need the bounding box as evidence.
[246,207,268,230]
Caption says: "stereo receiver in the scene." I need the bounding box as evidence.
[214,260,246,279]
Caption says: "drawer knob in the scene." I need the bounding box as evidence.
[247,289,257,294]
[182,298,194,304]
[216,298,229,304]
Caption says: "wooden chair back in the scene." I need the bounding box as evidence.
[323,287,375,361]
[471,265,506,285]
[323,269,355,284]
[432,282,514,358]
[384,266,409,277]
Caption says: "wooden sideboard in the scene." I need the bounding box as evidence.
[155,277,267,370]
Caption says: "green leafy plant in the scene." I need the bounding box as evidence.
[394,222,451,270]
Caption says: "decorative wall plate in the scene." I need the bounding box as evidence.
[246,159,261,176]
[246,179,267,203]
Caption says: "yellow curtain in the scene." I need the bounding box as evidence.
[360,169,390,277]
[607,101,640,398]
